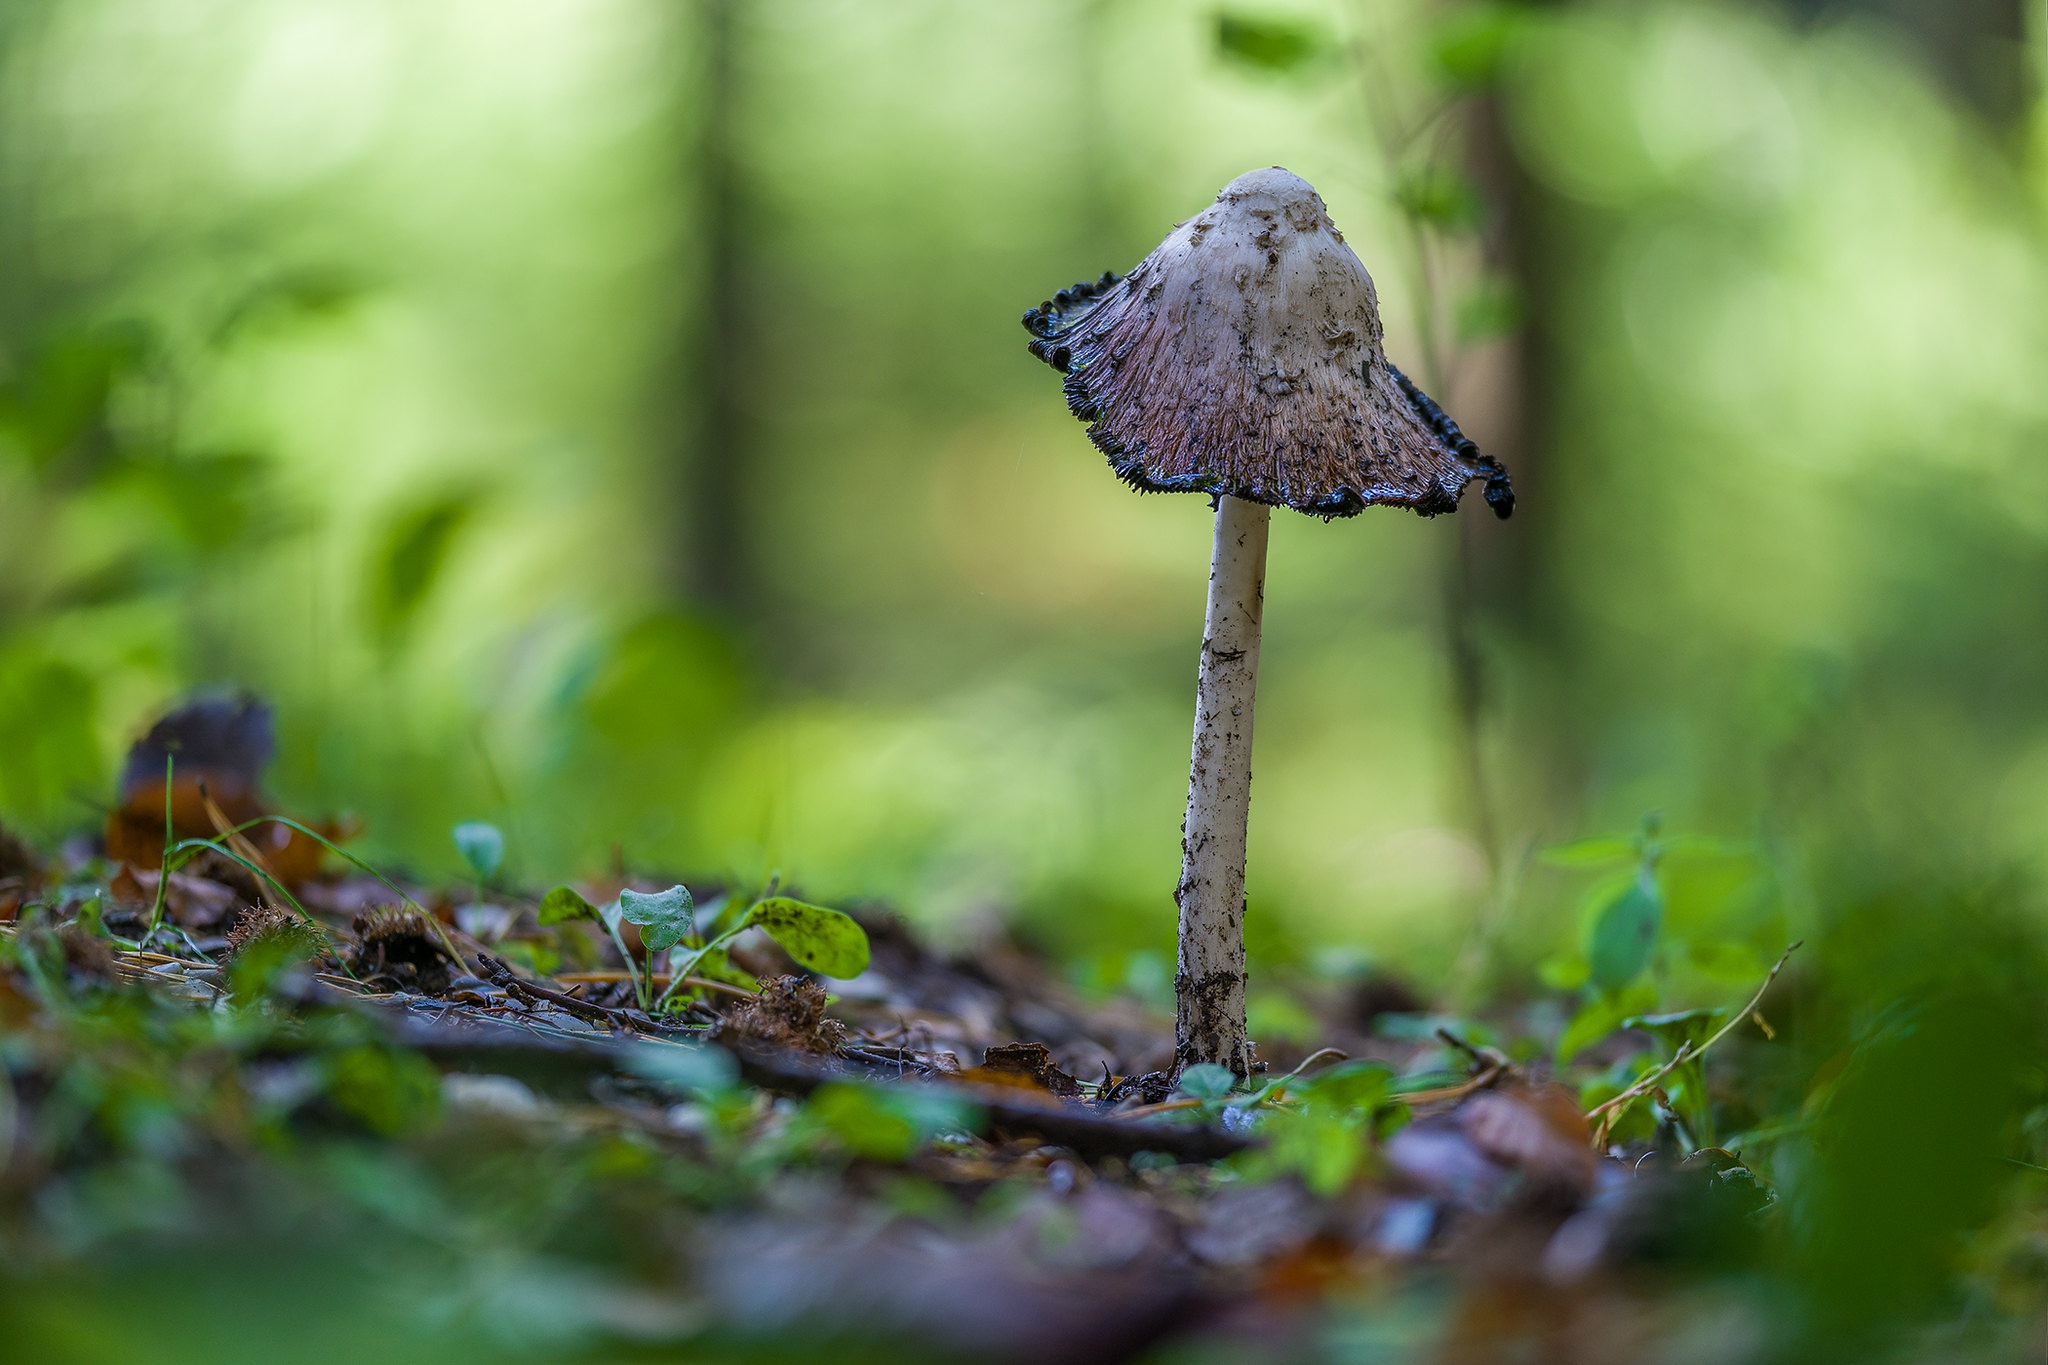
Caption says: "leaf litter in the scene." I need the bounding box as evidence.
[0,698,2036,1364]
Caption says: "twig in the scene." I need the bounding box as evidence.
[555,971,758,1002]
[1116,1096,1204,1121]
[1272,1047,1350,1087]
[475,952,639,1029]
[1400,1062,1505,1108]
[1586,941,1802,1146]
[1435,1026,1510,1072]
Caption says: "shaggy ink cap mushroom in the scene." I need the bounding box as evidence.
[1021,167,1514,1076]
[1023,166,1514,520]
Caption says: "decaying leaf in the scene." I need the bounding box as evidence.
[964,1041,1084,1098]
[103,694,344,885]
[745,896,870,979]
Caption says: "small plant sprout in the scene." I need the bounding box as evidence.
[538,880,871,1017]
[1024,168,1514,1077]
[452,821,504,901]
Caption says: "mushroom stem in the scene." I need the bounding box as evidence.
[1175,493,1270,1077]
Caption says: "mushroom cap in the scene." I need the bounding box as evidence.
[1023,167,1512,519]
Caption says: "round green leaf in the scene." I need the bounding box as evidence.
[619,885,695,953]
[1174,1063,1237,1102]
[451,821,504,879]
[745,897,870,978]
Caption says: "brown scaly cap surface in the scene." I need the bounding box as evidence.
[1023,167,1513,520]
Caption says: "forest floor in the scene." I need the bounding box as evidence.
[0,701,2039,1364]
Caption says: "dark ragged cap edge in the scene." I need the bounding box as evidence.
[1022,271,1121,376]
[1021,279,1515,522]
[1387,365,1515,521]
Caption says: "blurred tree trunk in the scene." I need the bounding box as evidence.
[680,0,749,616]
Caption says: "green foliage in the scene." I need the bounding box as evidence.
[801,1082,980,1163]
[1214,12,1333,76]
[536,884,600,927]
[368,490,481,648]
[1236,1061,1402,1197]
[211,264,370,343]
[1589,873,1662,991]
[1620,1007,1722,1143]
[1392,164,1484,232]
[1426,3,1524,89]
[1555,978,1657,1064]
[321,1045,443,1137]
[1174,1063,1237,1102]
[451,821,504,882]
[0,323,155,473]
[0,656,100,830]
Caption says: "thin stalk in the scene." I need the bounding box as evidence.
[163,835,352,975]
[658,916,753,1012]
[143,755,175,949]
[1174,494,1270,1077]
[1587,941,1802,1147]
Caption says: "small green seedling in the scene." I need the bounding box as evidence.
[452,821,504,902]
[538,884,653,1012]
[619,886,694,953]
[537,880,872,1016]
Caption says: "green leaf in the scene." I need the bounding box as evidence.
[804,1082,981,1162]
[1175,1063,1237,1102]
[451,821,504,880]
[619,885,695,954]
[687,945,760,992]
[369,491,481,647]
[1392,164,1483,232]
[1622,1007,1724,1055]
[1262,1108,1364,1196]
[744,897,870,978]
[537,885,601,927]
[1555,979,1659,1064]
[1296,1060,1394,1115]
[1428,3,1522,89]
[1588,874,1662,991]
[1539,836,1635,868]
[1215,12,1332,76]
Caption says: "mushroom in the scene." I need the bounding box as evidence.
[1022,167,1513,1077]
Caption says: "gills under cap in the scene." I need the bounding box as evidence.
[1023,167,1513,520]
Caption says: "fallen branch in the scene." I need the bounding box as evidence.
[475,952,641,1029]
[555,971,758,1002]
[1586,940,1802,1147]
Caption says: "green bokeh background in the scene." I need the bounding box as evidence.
[2,0,2044,995]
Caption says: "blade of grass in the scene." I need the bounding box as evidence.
[143,754,175,949]
[199,814,461,966]
[165,835,354,977]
